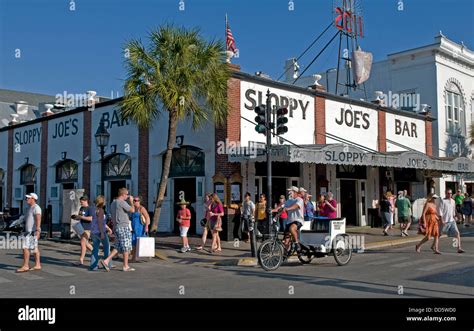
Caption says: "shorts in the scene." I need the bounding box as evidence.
[180,226,189,237]
[284,221,303,233]
[114,227,132,253]
[440,222,460,237]
[21,233,38,253]
[398,217,410,224]
[83,230,91,239]
[455,205,462,214]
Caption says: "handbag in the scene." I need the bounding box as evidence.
[418,218,426,235]
[139,207,147,225]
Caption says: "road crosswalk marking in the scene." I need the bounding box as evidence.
[392,259,434,268]
[367,256,410,265]
[416,261,460,272]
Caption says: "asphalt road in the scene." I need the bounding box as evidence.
[0,231,473,298]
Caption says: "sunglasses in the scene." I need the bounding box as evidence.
[133,199,140,202]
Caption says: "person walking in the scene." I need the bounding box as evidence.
[100,188,136,272]
[72,195,94,266]
[196,193,212,250]
[439,189,465,253]
[396,191,412,236]
[388,191,396,229]
[461,193,472,227]
[454,189,465,224]
[379,192,393,236]
[16,193,42,273]
[176,199,191,253]
[90,196,113,271]
[242,192,256,242]
[255,193,267,238]
[130,196,150,262]
[323,192,337,219]
[416,194,441,254]
[304,194,315,223]
[316,194,326,217]
[209,193,224,253]
[272,195,287,233]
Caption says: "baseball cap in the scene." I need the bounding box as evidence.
[279,195,286,199]
[80,195,89,201]
[299,187,307,193]
[286,186,299,192]
[25,193,38,200]
[432,194,439,199]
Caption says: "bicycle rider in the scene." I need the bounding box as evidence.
[282,186,305,253]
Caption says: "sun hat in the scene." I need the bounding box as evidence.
[286,186,299,192]
[176,199,189,205]
[25,193,38,200]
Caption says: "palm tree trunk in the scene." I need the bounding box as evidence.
[151,109,178,232]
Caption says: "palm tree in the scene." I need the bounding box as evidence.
[120,25,231,232]
[470,122,474,144]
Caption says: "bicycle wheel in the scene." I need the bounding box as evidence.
[332,234,352,266]
[258,239,284,271]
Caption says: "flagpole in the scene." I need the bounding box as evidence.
[225,13,228,50]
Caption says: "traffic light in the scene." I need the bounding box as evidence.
[276,107,288,135]
[254,105,266,134]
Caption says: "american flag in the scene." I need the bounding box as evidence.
[226,18,238,54]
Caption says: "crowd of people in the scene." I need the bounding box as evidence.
[14,185,471,272]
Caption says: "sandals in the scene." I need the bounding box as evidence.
[72,261,84,267]
[196,246,204,250]
[30,266,42,271]
[16,267,30,273]
[123,267,136,272]
[415,244,421,253]
[99,259,110,272]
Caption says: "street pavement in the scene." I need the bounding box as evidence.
[0,228,472,298]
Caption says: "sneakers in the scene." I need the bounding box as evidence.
[180,246,191,253]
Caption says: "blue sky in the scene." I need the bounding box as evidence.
[0,0,473,97]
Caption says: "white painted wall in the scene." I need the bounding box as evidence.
[148,109,216,233]
[240,80,315,146]
[325,99,378,151]
[386,113,426,153]
[47,113,84,224]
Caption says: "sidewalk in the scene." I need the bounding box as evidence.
[44,224,472,267]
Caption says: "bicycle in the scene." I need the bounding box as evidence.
[257,212,352,271]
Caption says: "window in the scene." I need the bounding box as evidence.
[56,160,78,183]
[445,82,465,136]
[0,168,4,183]
[104,153,132,179]
[20,164,37,185]
[166,146,205,177]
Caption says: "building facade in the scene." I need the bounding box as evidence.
[0,65,472,234]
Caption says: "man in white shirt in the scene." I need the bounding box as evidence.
[16,193,42,272]
[282,186,305,252]
[439,189,465,253]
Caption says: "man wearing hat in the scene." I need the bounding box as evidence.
[176,199,191,253]
[17,193,42,272]
[282,186,305,252]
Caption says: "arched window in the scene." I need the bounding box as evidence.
[56,159,78,183]
[104,153,131,180]
[445,81,465,136]
[20,164,37,185]
[165,146,205,177]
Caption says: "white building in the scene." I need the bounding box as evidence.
[287,34,474,195]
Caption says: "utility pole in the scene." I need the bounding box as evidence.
[265,90,272,239]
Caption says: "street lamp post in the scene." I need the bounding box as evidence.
[95,119,110,196]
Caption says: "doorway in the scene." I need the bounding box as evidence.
[173,178,197,235]
[262,177,288,206]
[340,180,357,226]
[0,186,3,211]
[109,180,126,204]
